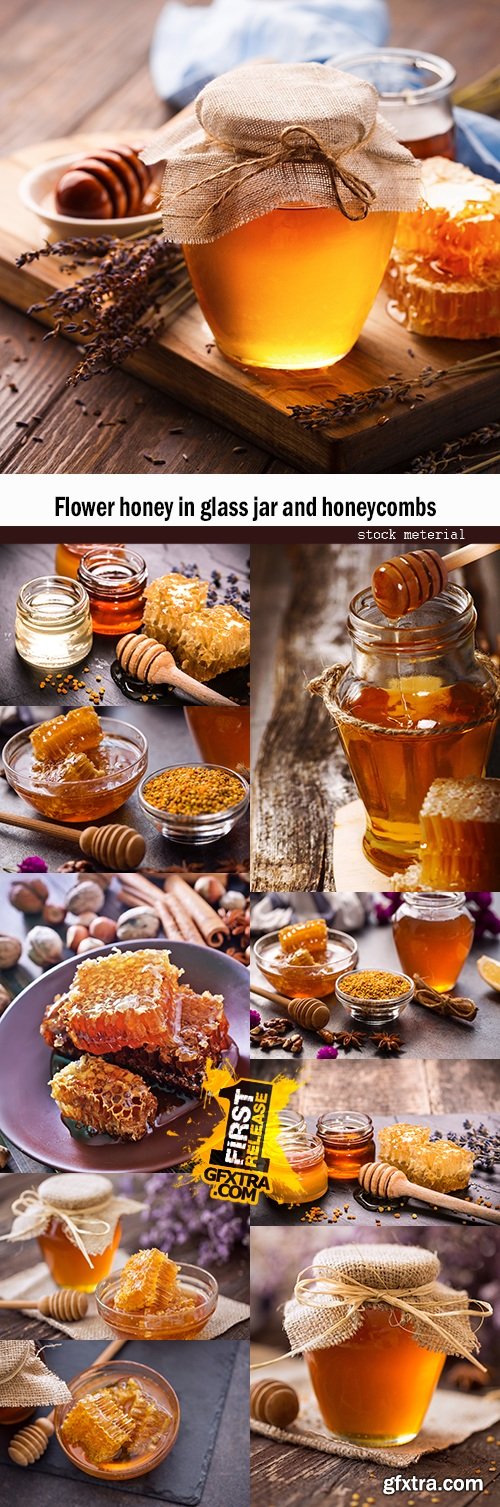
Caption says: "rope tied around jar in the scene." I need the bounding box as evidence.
[171,121,377,227]
[0,1189,113,1268]
[309,655,500,736]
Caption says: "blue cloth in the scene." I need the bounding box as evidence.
[150,0,388,107]
[150,0,500,177]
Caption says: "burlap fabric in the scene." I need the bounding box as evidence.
[0,1341,71,1407]
[143,62,422,243]
[284,1245,489,1364]
[0,1174,143,1261]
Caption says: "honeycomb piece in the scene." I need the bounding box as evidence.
[30,706,102,763]
[56,752,103,783]
[279,919,328,958]
[60,1387,136,1463]
[114,1248,196,1315]
[388,157,500,338]
[62,948,183,1053]
[379,1123,474,1192]
[174,604,250,681]
[118,1379,170,1451]
[288,948,316,966]
[50,1055,158,1141]
[419,779,500,888]
[143,573,208,649]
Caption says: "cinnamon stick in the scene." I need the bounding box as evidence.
[116,873,206,945]
[164,875,228,947]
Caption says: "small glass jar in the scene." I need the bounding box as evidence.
[279,1107,307,1137]
[77,548,147,635]
[15,576,93,669]
[267,1133,328,1205]
[333,49,456,160]
[55,543,123,579]
[185,707,250,771]
[393,892,474,992]
[0,1405,36,1425]
[38,1220,122,1294]
[305,1306,445,1445]
[325,585,499,873]
[55,1359,180,1480]
[316,1112,375,1180]
[184,205,398,371]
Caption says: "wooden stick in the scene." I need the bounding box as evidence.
[116,872,207,945]
[250,982,291,1008]
[360,1161,500,1225]
[165,874,228,946]
[443,542,500,569]
[116,633,237,706]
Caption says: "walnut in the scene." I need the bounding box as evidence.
[66,880,105,916]
[9,879,48,914]
[0,936,22,969]
[27,926,64,967]
[116,906,160,941]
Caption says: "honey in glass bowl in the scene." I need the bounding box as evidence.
[253,926,358,999]
[55,1360,180,1481]
[2,714,147,823]
[96,1261,218,1339]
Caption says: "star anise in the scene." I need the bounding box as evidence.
[333,1030,366,1053]
[373,1032,404,1056]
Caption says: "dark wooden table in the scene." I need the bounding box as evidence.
[1,0,499,475]
[0,704,249,871]
[0,541,249,704]
[251,542,500,891]
[0,1171,249,1341]
[250,906,500,1059]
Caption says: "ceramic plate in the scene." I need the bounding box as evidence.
[0,939,249,1172]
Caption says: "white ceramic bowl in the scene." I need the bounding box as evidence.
[19,154,162,239]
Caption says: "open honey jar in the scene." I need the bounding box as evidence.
[333,49,456,160]
[77,547,147,635]
[146,62,420,373]
[311,584,499,874]
[393,892,474,991]
[316,1112,375,1180]
[284,1244,489,1447]
[55,543,123,579]
[267,1133,328,1205]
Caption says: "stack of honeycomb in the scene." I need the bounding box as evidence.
[420,778,500,888]
[143,572,250,681]
[114,1248,196,1317]
[61,1378,168,1464]
[378,1123,474,1192]
[388,157,500,337]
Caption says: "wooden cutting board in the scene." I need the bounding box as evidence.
[1,132,499,471]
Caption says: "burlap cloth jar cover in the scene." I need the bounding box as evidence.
[0,1175,144,1267]
[284,1245,489,1365]
[142,62,422,243]
[0,1341,71,1407]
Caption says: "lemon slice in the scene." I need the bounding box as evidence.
[477,956,500,993]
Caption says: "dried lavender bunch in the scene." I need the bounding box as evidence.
[408,422,500,474]
[139,1175,249,1269]
[16,231,187,384]
[289,351,500,432]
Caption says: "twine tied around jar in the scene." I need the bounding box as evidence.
[0,1183,143,1266]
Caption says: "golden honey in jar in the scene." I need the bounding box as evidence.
[393,891,474,991]
[316,1111,375,1180]
[185,706,250,771]
[151,62,421,374]
[78,547,147,635]
[55,543,123,578]
[317,585,498,874]
[333,49,456,160]
[32,1174,124,1293]
[283,1245,483,1448]
[267,1133,328,1205]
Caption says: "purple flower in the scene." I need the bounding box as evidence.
[316,1045,338,1059]
[250,1009,261,1028]
[18,856,48,873]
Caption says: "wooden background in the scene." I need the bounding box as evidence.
[1,0,499,474]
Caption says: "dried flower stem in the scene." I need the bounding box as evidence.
[289,351,500,431]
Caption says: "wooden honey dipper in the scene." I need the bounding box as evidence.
[372,542,500,619]
[0,810,145,869]
[251,983,333,1038]
[359,1160,500,1225]
[8,1335,126,1466]
[0,1290,88,1320]
[116,633,237,706]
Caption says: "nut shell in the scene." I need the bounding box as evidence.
[0,935,22,969]
[116,905,160,941]
[9,879,48,914]
[67,924,88,952]
[0,984,12,1016]
[89,916,117,943]
[67,881,105,916]
[27,926,64,967]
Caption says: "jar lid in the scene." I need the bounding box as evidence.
[37,1174,113,1212]
[143,62,421,243]
[311,1242,439,1288]
[317,1111,373,1140]
[0,1341,72,1407]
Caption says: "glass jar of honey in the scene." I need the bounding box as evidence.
[279,1108,307,1137]
[267,1133,328,1205]
[184,706,250,772]
[0,1404,36,1424]
[333,49,456,160]
[284,1244,487,1447]
[35,1175,124,1293]
[77,548,147,635]
[55,543,123,578]
[15,576,93,669]
[149,62,420,374]
[393,892,474,991]
[315,585,499,874]
[316,1112,375,1180]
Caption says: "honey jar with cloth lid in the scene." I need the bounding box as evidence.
[0,1174,143,1293]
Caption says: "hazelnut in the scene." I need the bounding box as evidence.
[26,926,64,968]
[0,984,12,1015]
[221,890,246,910]
[0,936,22,969]
[73,910,97,929]
[194,876,226,904]
[42,903,67,927]
[66,880,105,916]
[89,917,117,943]
[67,924,89,952]
[9,879,48,914]
[116,906,160,941]
[77,937,104,954]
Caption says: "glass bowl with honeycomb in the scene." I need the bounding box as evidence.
[138,762,249,845]
[95,1249,218,1338]
[2,707,148,822]
[54,1359,180,1480]
[253,919,358,1000]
